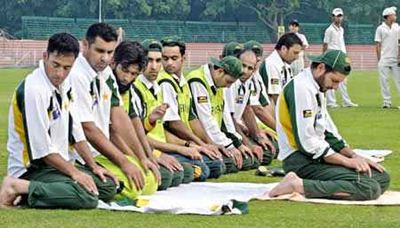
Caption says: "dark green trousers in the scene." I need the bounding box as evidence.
[21,164,117,209]
[283,152,391,200]
[158,166,184,190]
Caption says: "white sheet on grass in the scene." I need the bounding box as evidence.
[97,149,395,215]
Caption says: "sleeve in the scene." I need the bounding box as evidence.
[221,93,242,148]
[323,28,331,44]
[69,96,86,143]
[24,88,56,160]
[301,34,309,49]
[70,73,95,123]
[286,83,335,160]
[249,74,270,107]
[265,64,283,95]
[159,82,181,122]
[189,81,234,149]
[374,27,382,43]
[324,111,346,152]
[109,77,122,108]
[224,87,235,114]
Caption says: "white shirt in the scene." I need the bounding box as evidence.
[276,68,345,161]
[7,61,85,177]
[295,32,309,58]
[189,64,238,149]
[323,23,347,53]
[261,50,293,95]
[69,54,121,158]
[159,72,188,122]
[229,78,252,120]
[249,71,270,107]
[375,22,400,66]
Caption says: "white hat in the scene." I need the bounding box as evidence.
[332,8,344,16]
[383,6,397,16]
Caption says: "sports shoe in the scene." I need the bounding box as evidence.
[382,102,391,109]
[327,103,339,108]
[343,102,359,108]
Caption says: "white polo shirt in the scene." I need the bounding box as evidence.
[276,68,346,161]
[260,50,293,95]
[295,32,309,58]
[69,54,121,158]
[323,23,346,53]
[189,64,240,149]
[228,78,252,120]
[7,60,85,177]
[375,22,400,66]
[249,71,270,107]
[159,72,188,122]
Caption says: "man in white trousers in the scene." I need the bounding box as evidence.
[323,8,358,108]
[375,6,400,109]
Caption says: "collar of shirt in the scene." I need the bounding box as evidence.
[382,22,398,30]
[331,23,343,32]
[75,53,98,81]
[171,72,187,87]
[138,74,161,94]
[203,64,218,94]
[304,68,320,92]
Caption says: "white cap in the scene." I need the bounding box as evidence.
[332,8,344,16]
[383,6,397,16]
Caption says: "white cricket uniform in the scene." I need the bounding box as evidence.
[69,54,121,159]
[291,32,309,76]
[276,68,346,161]
[260,50,293,96]
[375,22,400,104]
[249,71,270,107]
[7,60,85,177]
[189,64,241,149]
[323,23,354,106]
[229,78,252,120]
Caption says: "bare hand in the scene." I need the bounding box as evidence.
[181,147,203,161]
[256,135,276,155]
[157,153,183,172]
[149,103,169,124]
[92,164,119,187]
[72,170,99,195]
[251,145,264,162]
[121,162,145,191]
[229,148,243,169]
[142,158,161,185]
[198,145,222,160]
[238,144,253,160]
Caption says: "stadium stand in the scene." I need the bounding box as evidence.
[21,16,376,44]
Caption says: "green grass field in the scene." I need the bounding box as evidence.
[1,68,400,227]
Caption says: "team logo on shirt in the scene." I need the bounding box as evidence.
[271,78,279,85]
[197,96,208,104]
[236,96,244,104]
[303,109,313,118]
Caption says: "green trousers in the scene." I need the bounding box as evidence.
[21,164,117,209]
[248,138,276,166]
[222,153,257,173]
[283,152,391,200]
[158,166,184,190]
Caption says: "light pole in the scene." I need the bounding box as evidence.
[98,0,102,22]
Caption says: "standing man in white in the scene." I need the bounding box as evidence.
[375,6,400,109]
[289,19,309,76]
[323,8,358,108]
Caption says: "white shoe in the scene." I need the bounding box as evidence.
[382,102,391,109]
[327,103,339,108]
[343,102,359,108]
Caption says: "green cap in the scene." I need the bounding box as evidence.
[141,39,162,52]
[209,56,243,79]
[222,42,244,57]
[243,40,263,57]
[308,50,352,75]
[160,35,185,46]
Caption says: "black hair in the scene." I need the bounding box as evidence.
[275,33,303,50]
[85,23,118,45]
[311,62,334,73]
[47,32,80,58]
[161,40,186,56]
[114,41,148,71]
[384,15,389,20]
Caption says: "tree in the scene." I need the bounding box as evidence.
[201,0,303,42]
